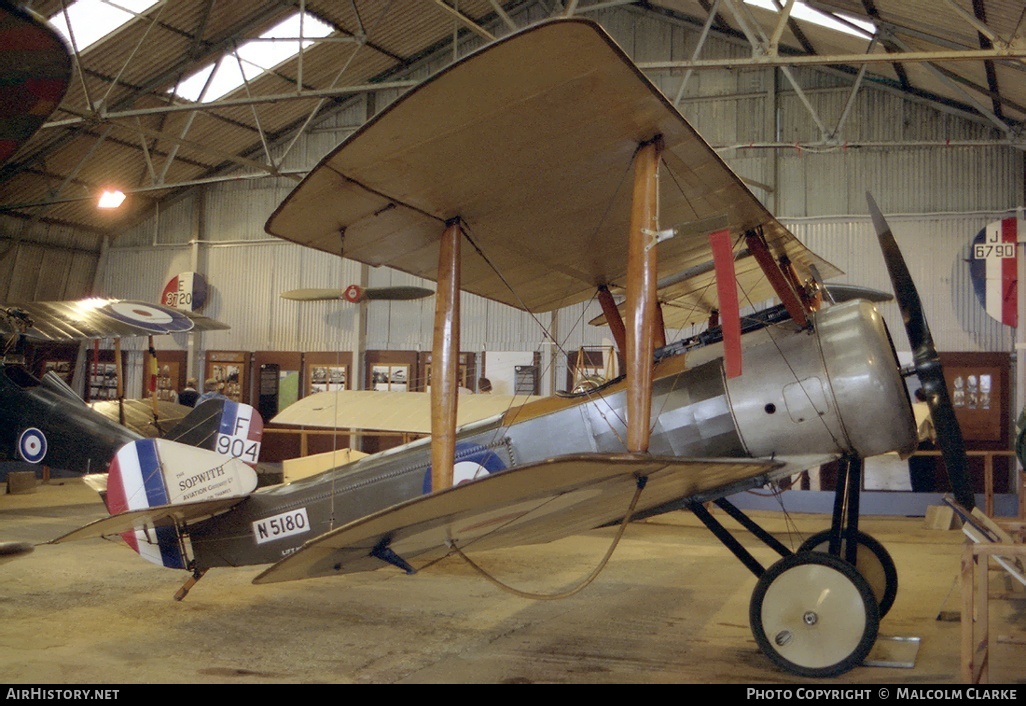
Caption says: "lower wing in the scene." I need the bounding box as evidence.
[253,453,800,584]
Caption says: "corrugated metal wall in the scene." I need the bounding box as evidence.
[84,5,1023,400]
[789,212,1020,353]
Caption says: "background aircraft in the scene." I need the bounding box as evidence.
[51,19,974,679]
[0,5,264,485]
[0,297,243,473]
[0,0,70,169]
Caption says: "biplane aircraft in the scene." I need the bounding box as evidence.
[0,297,261,476]
[50,19,977,678]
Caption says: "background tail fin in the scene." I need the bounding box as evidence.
[164,399,263,466]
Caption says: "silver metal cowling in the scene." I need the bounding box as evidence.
[723,300,917,460]
[816,299,918,459]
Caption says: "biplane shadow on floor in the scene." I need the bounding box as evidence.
[52,19,976,679]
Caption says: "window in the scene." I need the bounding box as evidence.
[172,12,333,103]
[744,1,874,39]
[50,0,159,51]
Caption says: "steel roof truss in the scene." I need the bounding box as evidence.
[724,0,830,140]
[673,0,723,107]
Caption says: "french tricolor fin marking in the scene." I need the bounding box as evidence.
[216,401,263,467]
[970,217,1023,328]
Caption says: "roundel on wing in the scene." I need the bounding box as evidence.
[102,301,194,334]
[17,428,47,464]
[422,441,507,494]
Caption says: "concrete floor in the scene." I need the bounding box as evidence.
[1,478,1023,684]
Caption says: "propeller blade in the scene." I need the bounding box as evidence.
[281,286,433,302]
[867,193,975,509]
[280,288,347,301]
[359,286,434,302]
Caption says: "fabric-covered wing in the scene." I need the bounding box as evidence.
[1,299,230,340]
[271,389,545,434]
[265,18,839,315]
[89,399,191,438]
[49,496,249,544]
[253,453,780,584]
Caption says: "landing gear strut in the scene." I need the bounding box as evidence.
[800,455,899,617]
[691,455,894,677]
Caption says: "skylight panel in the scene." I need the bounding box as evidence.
[173,12,334,103]
[745,1,874,39]
[50,0,159,51]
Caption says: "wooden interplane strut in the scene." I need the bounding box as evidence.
[430,218,462,492]
[626,138,662,453]
[744,230,810,327]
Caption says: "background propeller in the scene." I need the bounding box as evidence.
[867,192,975,510]
[281,285,433,303]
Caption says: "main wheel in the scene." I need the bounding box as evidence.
[798,529,898,618]
[750,552,880,678]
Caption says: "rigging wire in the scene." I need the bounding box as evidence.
[449,476,647,600]
[453,148,639,448]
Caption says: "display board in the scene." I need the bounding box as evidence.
[419,351,476,392]
[304,351,353,395]
[205,350,250,404]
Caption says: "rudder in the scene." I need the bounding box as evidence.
[106,438,258,568]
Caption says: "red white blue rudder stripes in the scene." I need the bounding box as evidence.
[106,438,258,569]
[970,217,1024,328]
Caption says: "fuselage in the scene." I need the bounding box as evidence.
[0,363,139,474]
[186,299,917,571]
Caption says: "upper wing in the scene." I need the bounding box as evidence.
[1,298,230,340]
[272,389,545,434]
[253,453,783,584]
[0,2,72,167]
[265,18,839,315]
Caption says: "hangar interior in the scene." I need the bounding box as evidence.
[1,0,1026,685]
[2,0,1023,515]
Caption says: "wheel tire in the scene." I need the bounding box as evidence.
[750,552,880,678]
[798,529,898,618]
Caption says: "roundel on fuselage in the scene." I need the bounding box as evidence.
[422,441,507,494]
[17,428,47,463]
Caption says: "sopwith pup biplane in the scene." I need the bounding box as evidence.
[49,19,977,678]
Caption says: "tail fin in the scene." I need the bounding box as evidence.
[84,399,263,514]
[105,438,258,568]
[164,398,263,466]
